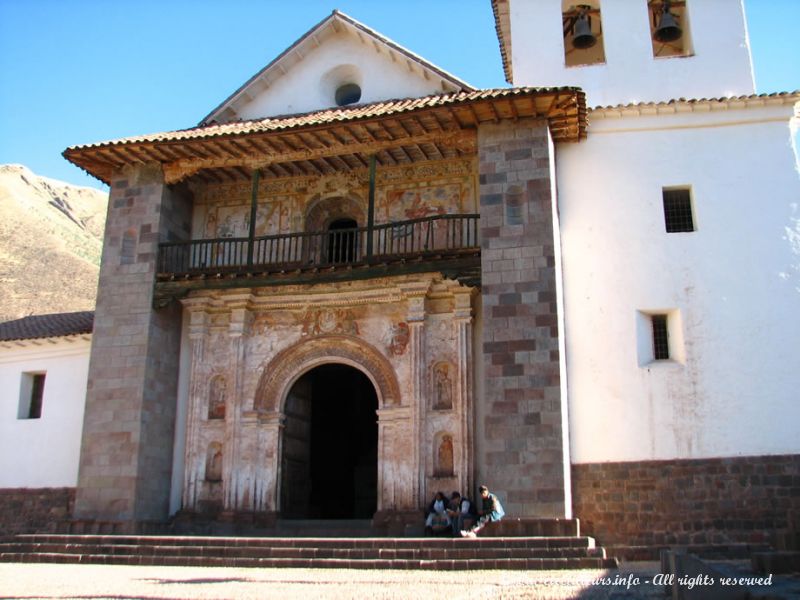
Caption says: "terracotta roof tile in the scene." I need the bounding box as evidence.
[66,87,581,152]
[0,311,94,342]
[589,91,800,116]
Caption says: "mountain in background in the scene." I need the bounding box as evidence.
[0,164,107,321]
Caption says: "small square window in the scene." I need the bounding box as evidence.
[663,188,694,233]
[637,309,685,366]
[651,315,670,360]
[18,372,46,419]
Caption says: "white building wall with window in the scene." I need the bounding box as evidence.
[0,337,90,487]
[555,100,800,463]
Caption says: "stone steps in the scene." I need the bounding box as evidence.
[0,534,618,570]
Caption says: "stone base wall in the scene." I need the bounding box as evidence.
[0,488,75,535]
[572,454,800,552]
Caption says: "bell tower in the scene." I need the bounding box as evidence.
[496,0,755,106]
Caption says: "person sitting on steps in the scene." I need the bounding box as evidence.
[460,485,504,538]
[447,491,476,536]
[424,491,450,535]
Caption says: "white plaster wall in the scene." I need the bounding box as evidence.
[557,104,800,463]
[509,0,755,106]
[237,32,450,119]
[0,338,90,487]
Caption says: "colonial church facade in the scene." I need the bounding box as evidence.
[4,1,797,550]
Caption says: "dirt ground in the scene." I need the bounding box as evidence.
[0,561,669,599]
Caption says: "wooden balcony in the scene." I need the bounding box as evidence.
[154,214,481,306]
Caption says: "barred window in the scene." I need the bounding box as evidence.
[651,315,670,360]
[663,188,694,233]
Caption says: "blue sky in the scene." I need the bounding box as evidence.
[0,0,797,190]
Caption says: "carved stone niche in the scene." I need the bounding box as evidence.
[434,432,454,478]
[205,442,223,482]
[207,375,226,420]
[431,361,454,410]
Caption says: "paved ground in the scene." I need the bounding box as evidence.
[2,561,795,599]
[0,562,669,599]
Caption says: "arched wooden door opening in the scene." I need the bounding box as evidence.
[280,363,378,519]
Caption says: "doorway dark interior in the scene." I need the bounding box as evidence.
[326,218,358,264]
[281,363,378,519]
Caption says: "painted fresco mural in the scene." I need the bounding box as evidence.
[191,157,477,240]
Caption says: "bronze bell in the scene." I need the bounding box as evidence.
[654,5,682,43]
[572,13,597,49]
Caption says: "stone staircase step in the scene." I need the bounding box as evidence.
[0,533,617,571]
[0,551,617,570]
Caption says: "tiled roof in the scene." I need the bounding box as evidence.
[490,0,513,84]
[0,311,94,342]
[66,86,582,152]
[590,91,800,116]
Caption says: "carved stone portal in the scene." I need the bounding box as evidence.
[180,274,475,519]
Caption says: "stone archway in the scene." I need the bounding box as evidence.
[252,334,408,516]
[254,335,401,413]
[304,194,366,233]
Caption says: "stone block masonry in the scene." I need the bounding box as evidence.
[572,454,800,554]
[476,119,568,518]
[0,488,75,535]
[74,164,192,522]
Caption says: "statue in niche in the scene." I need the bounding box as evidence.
[386,322,410,356]
[433,362,453,410]
[208,376,226,420]
[206,443,223,482]
[435,435,454,477]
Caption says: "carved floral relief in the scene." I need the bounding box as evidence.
[300,307,359,336]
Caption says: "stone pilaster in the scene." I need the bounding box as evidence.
[223,305,248,511]
[181,307,207,511]
[74,164,191,521]
[476,119,568,517]
[406,294,426,508]
[453,288,476,498]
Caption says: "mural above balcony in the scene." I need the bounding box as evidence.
[383,184,465,222]
[204,202,289,238]
[192,157,477,240]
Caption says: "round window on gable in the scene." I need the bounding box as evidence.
[335,83,362,107]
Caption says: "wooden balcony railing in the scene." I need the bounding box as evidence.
[157,213,480,277]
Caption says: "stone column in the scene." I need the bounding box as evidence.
[74,164,192,522]
[181,306,208,511]
[223,304,249,511]
[406,294,426,508]
[453,288,476,497]
[476,119,568,518]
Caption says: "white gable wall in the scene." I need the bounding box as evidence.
[0,338,89,487]
[556,104,800,463]
[236,32,450,120]
[508,0,754,106]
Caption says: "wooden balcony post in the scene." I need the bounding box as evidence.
[366,155,376,261]
[247,169,260,267]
